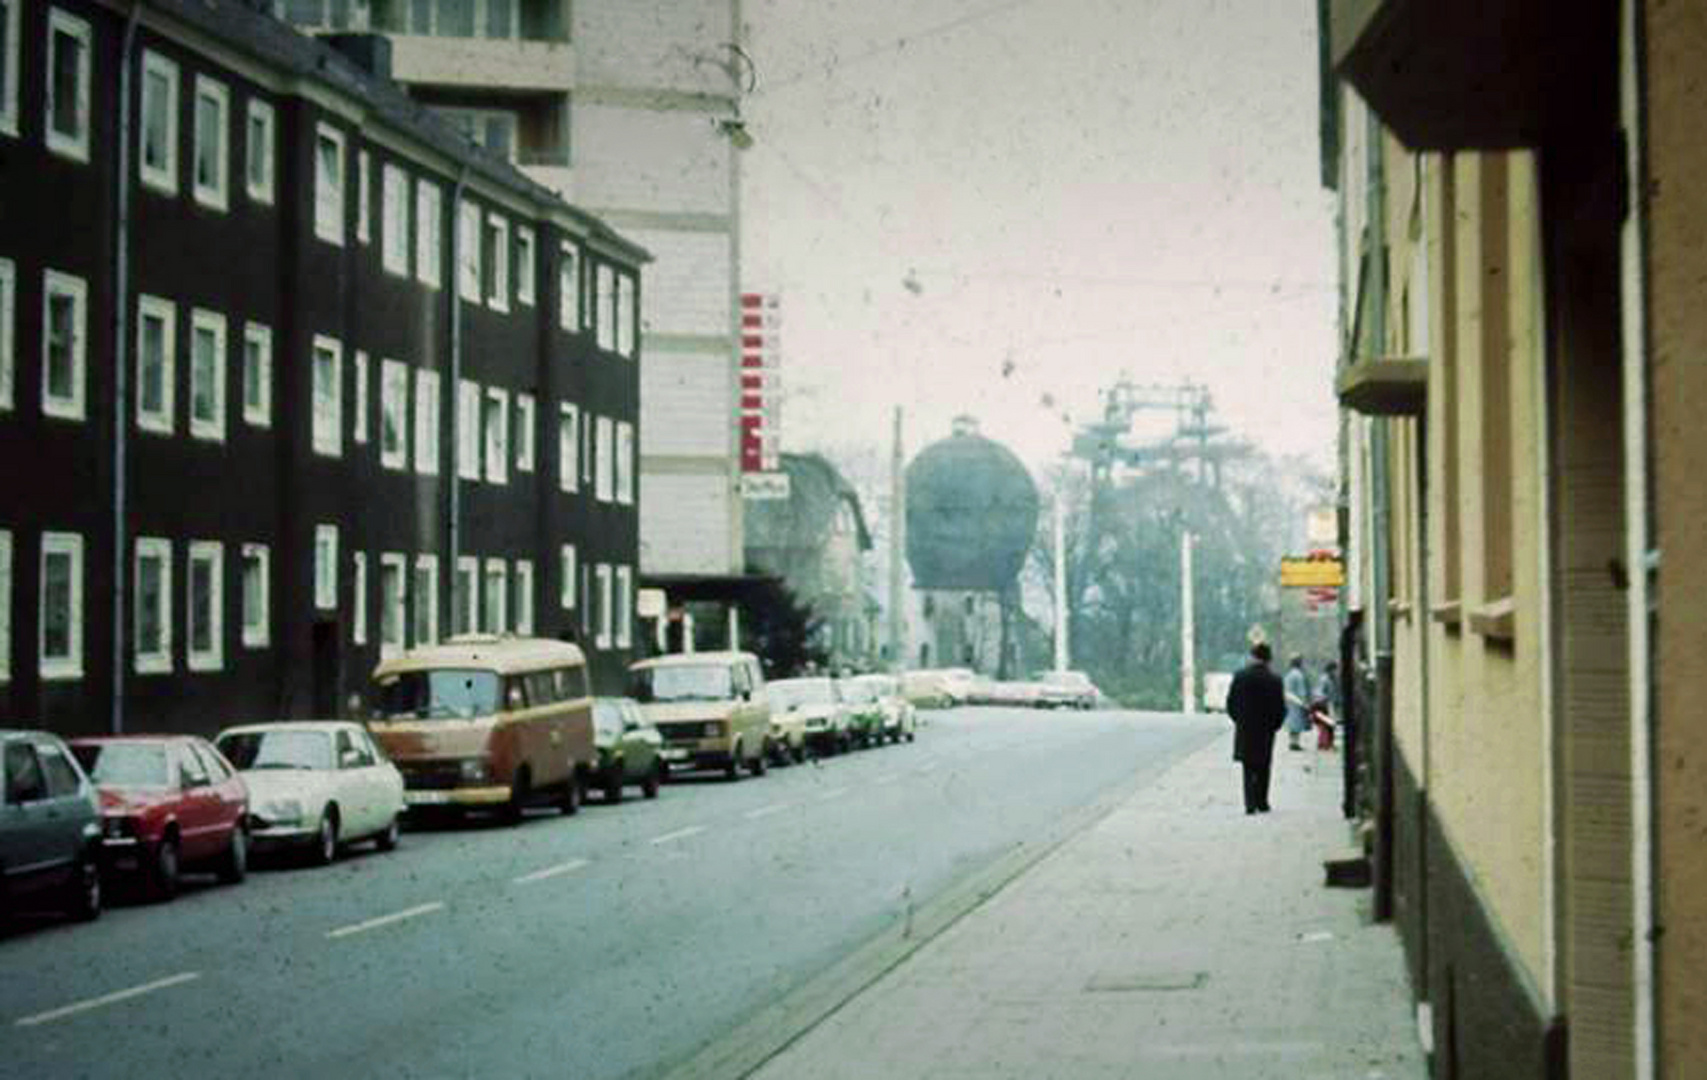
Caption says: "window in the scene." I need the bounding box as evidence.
[558,243,579,330]
[615,565,632,648]
[0,259,12,410]
[458,379,480,479]
[136,295,175,434]
[314,123,345,245]
[351,550,368,644]
[186,540,222,672]
[192,76,229,211]
[617,274,637,358]
[514,559,534,636]
[379,553,405,657]
[458,200,481,300]
[133,537,172,673]
[595,263,616,352]
[595,563,612,648]
[482,559,507,634]
[40,532,82,678]
[0,0,18,137]
[615,421,634,505]
[139,51,179,193]
[314,524,338,610]
[594,415,614,502]
[485,213,509,311]
[187,308,225,440]
[382,163,409,276]
[311,334,342,457]
[45,9,90,162]
[559,544,575,608]
[454,555,477,635]
[381,359,409,470]
[415,179,441,288]
[245,99,274,204]
[515,226,535,306]
[356,148,371,245]
[352,350,369,444]
[434,104,517,160]
[0,531,9,683]
[515,393,535,472]
[414,368,440,475]
[557,403,579,492]
[243,322,271,428]
[413,554,438,646]
[240,543,269,647]
[284,0,371,31]
[483,386,508,484]
[42,269,86,421]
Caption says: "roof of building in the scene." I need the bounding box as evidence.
[744,452,874,556]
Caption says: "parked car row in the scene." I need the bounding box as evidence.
[900,667,1104,711]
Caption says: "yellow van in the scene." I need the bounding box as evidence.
[627,652,772,780]
[369,635,595,822]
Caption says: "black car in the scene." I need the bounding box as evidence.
[1,730,103,922]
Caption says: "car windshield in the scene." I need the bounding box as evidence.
[71,743,171,788]
[376,669,501,720]
[216,730,335,771]
[631,665,733,703]
[592,700,626,734]
[770,679,836,709]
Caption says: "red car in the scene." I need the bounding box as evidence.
[68,736,250,900]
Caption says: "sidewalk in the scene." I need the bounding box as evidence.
[751,725,1427,1080]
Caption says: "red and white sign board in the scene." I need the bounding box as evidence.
[740,292,782,472]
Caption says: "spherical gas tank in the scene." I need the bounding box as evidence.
[905,418,1039,592]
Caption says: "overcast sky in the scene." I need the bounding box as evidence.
[741,0,1339,472]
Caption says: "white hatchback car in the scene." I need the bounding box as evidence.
[214,722,406,865]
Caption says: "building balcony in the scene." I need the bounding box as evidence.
[389,34,575,93]
[1336,355,1427,416]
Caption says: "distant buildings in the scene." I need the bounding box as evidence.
[0,0,644,734]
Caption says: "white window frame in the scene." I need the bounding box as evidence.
[382,162,409,276]
[314,524,338,611]
[0,258,12,411]
[458,379,480,480]
[138,50,179,194]
[44,8,90,163]
[314,123,346,246]
[135,294,175,435]
[186,540,223,672]
[483,386,508,485]
[482,558,507,634]
[0,530,9,683]
[595,263,615,352]
[351,550,368,645]
[615,564,632,648]
[41,269,86,421]
[514,559,534,636]
[356,148,371,245]
[415,179,442,288]
[191,75,230,212]
[515,392,535,472]
[381,358,409,471]
[615,420,634,505]
[311,334,342,457]
[379,552,406,658]
[133,536,172,673]
[413,554,439,646]
[188,308,226,441]
[352,350,369,444]
[242,321,272,428]
[559,544,576,609]
[515,225,535,306]
[594,415,614,502]
[595,563,612,648]
[245,98,275,205]
[414,368,440,476]
[558,243,580,330]
[454,555,478,635]
[458,200,481,301]
[485,212,509,312]
[240,542,269,648]
[38,531,82,679]
[557,402,579,493]
[0,0,18,137]
[617,273,637,358]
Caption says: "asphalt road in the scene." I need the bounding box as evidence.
[0,707,1216,1079]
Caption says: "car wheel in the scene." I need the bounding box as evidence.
[66,854,102,922]
[218,825,248,885]
[559,774,582,816]
[604,763,624,804]
[149,836,181,901]
[724,743,743,782]
[641,762,661,800]
[749,744,768,777]
[312,809,339,866]
[504,770,531,827]
[375,815,400,851]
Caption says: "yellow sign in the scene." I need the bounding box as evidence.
[1280,557,1345,588]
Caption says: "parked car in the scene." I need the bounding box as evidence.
[589,699,663,802]
[985,680,1043,707]
[370,635,595,822]
[1035,670,1100,710]
[900,670,954,709]
[215,722,405,864]
[630,652,772,780]
[764,693,809,766]
[939,668,978,704]
[69,735,249,900]
[846,674,917,743]
[1,730,103,922]
[768,677,851,756]
[837,676,888,747]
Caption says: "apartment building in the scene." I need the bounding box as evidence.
[281,0,750,615]
[0,0,646,736]
[1321,2,1705,1077]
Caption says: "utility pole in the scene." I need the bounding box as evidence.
[1180,530,1197,712]
[1053,484,1068,672]
[888,406,907,670]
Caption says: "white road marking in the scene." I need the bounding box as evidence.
[650,825,706,845]
[817,787,849,802]
[513,858,590,885]
[15,971,201,1028]
[326,901,445,939]
[743,803,791,820]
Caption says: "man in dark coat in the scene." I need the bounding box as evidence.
[1225,642,1286,814]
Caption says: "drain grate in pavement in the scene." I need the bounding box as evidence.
[1083,970,1209,993]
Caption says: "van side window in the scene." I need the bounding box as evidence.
[732,664,751,696]
[555,665,587,700]
[527,671,558,704]
[4,742,47,804]
[504,677,530,710]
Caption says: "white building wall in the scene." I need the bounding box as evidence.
[640,472,734,573]
[626,228,732,337]
[571,0,734,93]
[641,351,732,457]
[572,106,730,214]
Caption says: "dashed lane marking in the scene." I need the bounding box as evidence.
[15,971,202,1028]
[513,858,590,885]
[817,787,849,802]
[326,901,445,939]
[743,803,791,820]
[650,825,707,845]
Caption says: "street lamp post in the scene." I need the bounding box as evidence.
[1053,487,1068,672]
[1180,529,1197,713]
